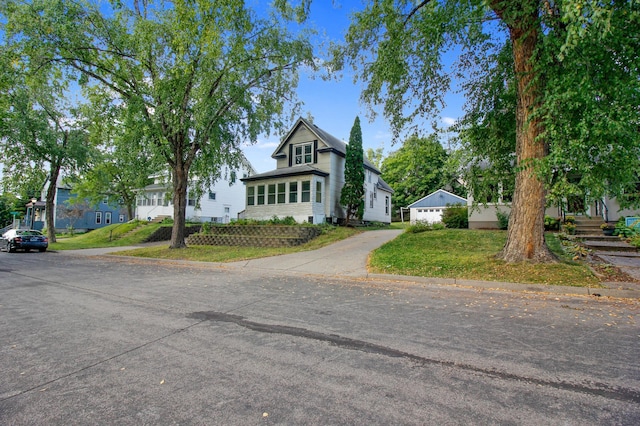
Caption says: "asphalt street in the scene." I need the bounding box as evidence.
[1,234,639,424]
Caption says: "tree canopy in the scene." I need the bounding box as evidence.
[2,0,315,248]
[0,42,93,242]
[335,0,640,262]
[381,134,454,214]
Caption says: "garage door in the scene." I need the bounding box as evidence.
[414,208,443,224]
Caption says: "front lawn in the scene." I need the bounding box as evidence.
[368,229,600,287]
[49,221,162,250]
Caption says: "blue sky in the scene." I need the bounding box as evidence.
[243,1,465,173]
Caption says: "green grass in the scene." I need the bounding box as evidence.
[51,222,602,287]
[368,229,600,287]
[113,226,361,261]
[49,221,163,250]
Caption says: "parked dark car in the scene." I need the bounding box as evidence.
[0,229,48,253]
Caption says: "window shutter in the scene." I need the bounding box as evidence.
[313,140,318,164]
[289,144,293,167]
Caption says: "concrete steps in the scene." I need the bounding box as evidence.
[580,239,637,253]
[572,217,605,235]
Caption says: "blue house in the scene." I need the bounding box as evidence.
[27,178,128,232]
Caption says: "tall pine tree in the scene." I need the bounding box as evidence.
[340,117,365,225]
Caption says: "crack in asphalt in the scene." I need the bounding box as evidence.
[189,310,640,405]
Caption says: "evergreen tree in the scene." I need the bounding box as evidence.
[340,117,365,225]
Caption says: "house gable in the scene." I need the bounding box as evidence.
[242,117,391,224]
[408,189,466,209]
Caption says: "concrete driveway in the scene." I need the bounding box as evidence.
[225,229,403,277]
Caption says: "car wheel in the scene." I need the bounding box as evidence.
[39,248,47,252]
[8,243,16,253]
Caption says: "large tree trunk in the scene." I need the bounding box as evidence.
[494,2,556,263]
[45,164,61,243]
[170,164,189,249]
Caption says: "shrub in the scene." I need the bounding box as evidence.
[268,215,297,225]
[201,221,211,234]
[406,221,432,233]
[614,218,639,238]
[563,222,576,235]
[544,216,560,231]
[564,215,576,224]
[496,210,509,230]
[442,206,468,229]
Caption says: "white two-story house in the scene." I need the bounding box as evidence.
[136,156,256,224]
[241,117,393,224]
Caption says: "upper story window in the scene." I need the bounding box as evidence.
[294,143,313,165]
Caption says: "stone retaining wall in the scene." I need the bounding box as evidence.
[145,225,202,242]
[187,225,322,247]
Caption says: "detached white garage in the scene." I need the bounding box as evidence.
[407,189,467,224]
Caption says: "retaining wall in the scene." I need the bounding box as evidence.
[186,225,322,247]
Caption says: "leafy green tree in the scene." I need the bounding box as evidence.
[70,98,157,221]
[2,0,314,248]
[365,146,384,169]
[0,46,93,242]
[381,135,450,214]
[334,0,640,263]
[340,116,365,225]
[0,192,21,227]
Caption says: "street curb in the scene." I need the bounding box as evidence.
[366,273,640,299]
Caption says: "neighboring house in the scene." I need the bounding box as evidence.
[26,177,129,232]
[240,117,394,224]
[407,189,467,224]
[135,158,256,223]
[467,186,639,229]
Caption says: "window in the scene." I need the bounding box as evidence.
[119,214,125,222]
[95,211,102,224]
[315,181,322,203]
[294,143,313,165]
[268,184,276,204]
[257,185,265,205]
[277,183,286,204]
[209,191,216,201]
[385,196,390,215]
[105,212,112,224]
[188,191,196,206]
[370,192,374,209]
[230,170,237,185]
[301,181,311,202]
[247,187,255,206]
[224,207,230,213]
[374,186,377,199]
[289,182,298,203]
[102,197,108,204]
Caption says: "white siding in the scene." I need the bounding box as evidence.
[244,175,326,224]
[136,165,249,223]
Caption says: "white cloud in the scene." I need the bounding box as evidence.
[441,117,457,127]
